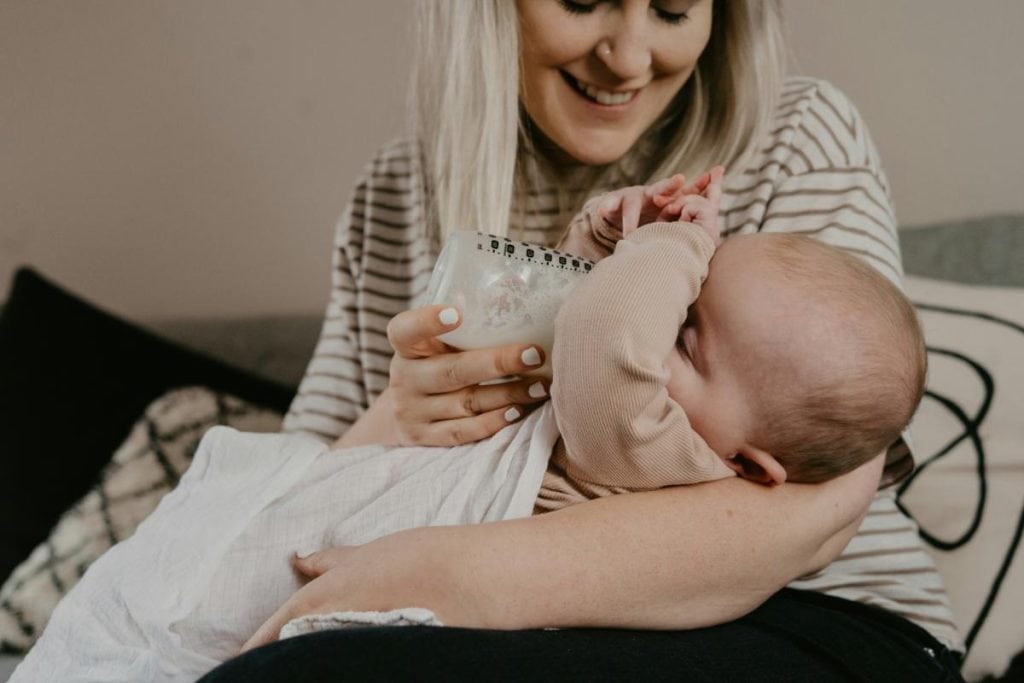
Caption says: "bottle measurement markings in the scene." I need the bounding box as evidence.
[474,235,593,273]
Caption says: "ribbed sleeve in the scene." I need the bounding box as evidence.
[550,222,734,490]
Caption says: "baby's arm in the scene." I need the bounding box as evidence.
[551,221,734,490]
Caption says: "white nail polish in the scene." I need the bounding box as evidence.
[438,307,459,325]
[521,347,541,366]
[528,382,546,398]
[504,407,521,422]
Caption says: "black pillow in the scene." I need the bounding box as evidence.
[0,267,296,583]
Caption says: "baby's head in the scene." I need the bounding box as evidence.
[666,233,926,485]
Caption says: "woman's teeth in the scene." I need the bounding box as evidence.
[569,74,636,106]
[584,84,634,105]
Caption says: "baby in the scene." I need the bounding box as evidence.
[12,170,926,682]
[538,169,925,511]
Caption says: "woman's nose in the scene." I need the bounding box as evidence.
[596,19,653,81]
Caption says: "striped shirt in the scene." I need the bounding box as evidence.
[283,77,963,653]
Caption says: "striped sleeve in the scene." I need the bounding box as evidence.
[760,80,904,286]
[282,139,431,443]
[281,175,370,442]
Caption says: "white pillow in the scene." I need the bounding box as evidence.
[0,387,281,654]
[902,276,1024,681]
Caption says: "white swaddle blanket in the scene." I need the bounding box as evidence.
[13,402,558,682]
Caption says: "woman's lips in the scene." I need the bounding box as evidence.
[560,71,640,107]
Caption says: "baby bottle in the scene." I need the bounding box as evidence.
[423,232,594,377]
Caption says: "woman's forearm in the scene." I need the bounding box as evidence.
[418,453,883,630]
[243,451,884,649]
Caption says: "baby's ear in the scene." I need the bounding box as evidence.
[726,446,787,486]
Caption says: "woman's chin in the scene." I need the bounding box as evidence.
[556,138,637,167]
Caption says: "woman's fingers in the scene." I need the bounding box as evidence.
[386,304,462,360]
[416,405,528,447]
[421,377,548,420]
[292,547,354,579]
[241,608,290,653]
[391,344,545,395]
[240,579,325,653]
[387,345,548,445]
[244,545,376,653]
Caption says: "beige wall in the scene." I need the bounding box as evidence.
[783,0,1024,228]
[2,1,1022,319]
[1,1,412,319]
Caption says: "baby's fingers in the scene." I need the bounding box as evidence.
[597,193,624,223]
[646,174,685,200]
[705,165,725,208]
[681,171,712,197]
[621,190,643,234]
[681,165,725,199]
[664,194,710,217]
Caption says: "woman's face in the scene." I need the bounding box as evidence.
[517,0,713,166]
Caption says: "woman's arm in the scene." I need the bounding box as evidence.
[243,452,881,648]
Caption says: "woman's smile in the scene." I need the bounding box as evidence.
[560,70,642,108]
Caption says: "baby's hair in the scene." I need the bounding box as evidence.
[747,234,927,484]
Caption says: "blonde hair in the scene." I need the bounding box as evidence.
[745,235,928,484]
[412,0,786,248]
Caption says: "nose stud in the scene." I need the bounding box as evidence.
[598,41,613,58]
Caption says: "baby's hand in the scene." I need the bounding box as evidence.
[653,165,725,246]
[557,168,725,260]
[556,176,686,261]
[596,174,688,238]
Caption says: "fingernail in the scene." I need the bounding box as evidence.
[528,382,546,398]
[295,550,314,560]
[504,407,521,422]
[521,347,542,366]
[438,307,459,325]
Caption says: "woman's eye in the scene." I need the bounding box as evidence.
[653,2,690,24]
[654,9,689,25]
[557,1,689,24]
[558,0,600,15]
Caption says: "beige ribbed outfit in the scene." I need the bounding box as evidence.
[282,77,964,653]
[536,223,734,512]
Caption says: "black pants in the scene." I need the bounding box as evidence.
[200,589,964,682]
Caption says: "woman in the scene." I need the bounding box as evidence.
[207,1,964,680]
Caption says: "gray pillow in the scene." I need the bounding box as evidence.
[900,213,1024,287]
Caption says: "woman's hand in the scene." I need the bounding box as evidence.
[240,532,451,653]
[333,304,550,449]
